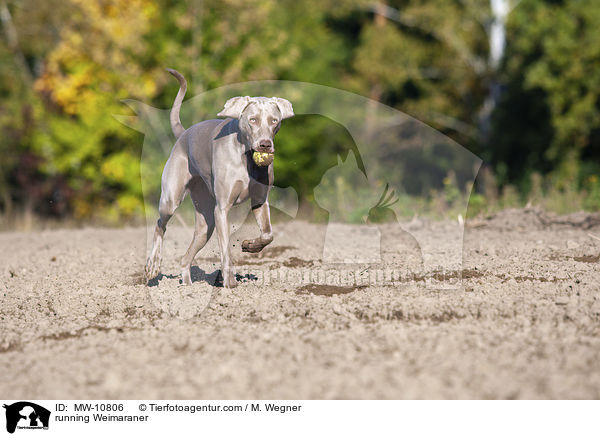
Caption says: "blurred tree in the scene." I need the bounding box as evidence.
[31,0,160,219]
[491,0,600,189]
[349,0,492,148]
[0,0,75,219]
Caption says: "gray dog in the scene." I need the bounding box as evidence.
[145,69,294,287]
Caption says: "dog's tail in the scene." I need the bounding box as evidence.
[166,68,187,139]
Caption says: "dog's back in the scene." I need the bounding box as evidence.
[169,118,229,193]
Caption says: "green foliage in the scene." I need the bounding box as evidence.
[492,0,600,191]
[350,0,490,134]
[0,0,599,224]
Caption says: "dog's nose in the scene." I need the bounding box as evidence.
[256,139,274,153]
[258,139,273,148]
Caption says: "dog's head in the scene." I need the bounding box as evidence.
[218,96,294,153]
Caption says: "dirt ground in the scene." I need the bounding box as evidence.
[1,208,600,399]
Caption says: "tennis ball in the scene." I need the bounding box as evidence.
[252,151,274,167]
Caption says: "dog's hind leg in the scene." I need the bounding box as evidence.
[180,178,215,285]
[145,152,191,281]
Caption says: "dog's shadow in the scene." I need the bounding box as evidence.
[146,266,257,288]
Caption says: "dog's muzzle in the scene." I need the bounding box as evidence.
[254,139,274,154]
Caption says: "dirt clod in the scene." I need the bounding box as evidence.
[296,284,366,296]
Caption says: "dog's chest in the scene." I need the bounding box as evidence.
[235,181,251,205]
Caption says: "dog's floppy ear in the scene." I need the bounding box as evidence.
[272,97,294,119]
[218,96,251,118]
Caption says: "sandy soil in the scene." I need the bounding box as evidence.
[1,208,600,399]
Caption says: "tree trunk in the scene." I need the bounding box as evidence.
[365,2,387,141]
[0,0,33,85]
[478,0,511,142]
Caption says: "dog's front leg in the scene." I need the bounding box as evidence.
[214,203,237,288]
[242,201,274,253]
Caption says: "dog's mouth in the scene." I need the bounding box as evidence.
[253,146,275,154]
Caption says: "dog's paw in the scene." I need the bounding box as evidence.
[144,258,161,282]
[181,268,192,285]
[223,275,238,288]
[242,237,271,253]
[242,239,261,253]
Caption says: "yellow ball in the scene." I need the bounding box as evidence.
[252,151,274,167]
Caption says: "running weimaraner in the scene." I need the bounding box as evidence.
[144,69,294,287]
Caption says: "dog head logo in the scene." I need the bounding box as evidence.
[3,402,50,433]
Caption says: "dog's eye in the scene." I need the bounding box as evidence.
[249,118,257,124]
[271,119,278,124]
